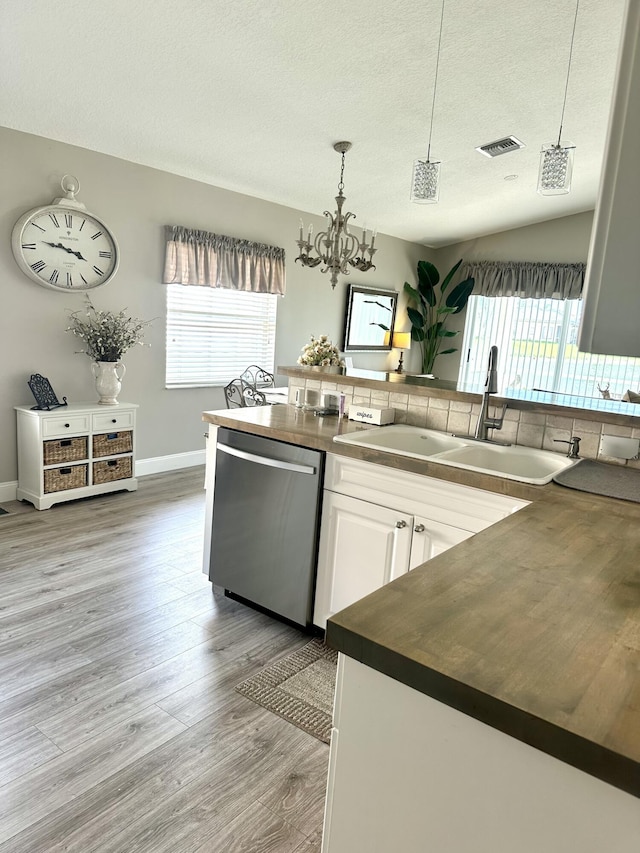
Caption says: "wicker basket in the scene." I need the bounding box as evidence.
[92,431,133,458]
[44,464,88,494]
[43,437,88,465]
[93,456,133,485]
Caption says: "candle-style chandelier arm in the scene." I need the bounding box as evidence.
[294,141,377,289]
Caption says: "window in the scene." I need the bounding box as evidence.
[458,295,640,400]
[166,285,277,388]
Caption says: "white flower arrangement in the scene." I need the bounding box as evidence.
[67,297,152,363]
[297,334,345,367]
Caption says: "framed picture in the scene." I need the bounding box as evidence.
[342,285,398,352]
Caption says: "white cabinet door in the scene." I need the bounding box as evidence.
[314,491,413,629]
[408,515,472,571]
[579,0,640,357]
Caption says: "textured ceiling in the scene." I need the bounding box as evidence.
[0,0,627,247]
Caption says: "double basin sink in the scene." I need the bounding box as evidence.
[333,424,578,485]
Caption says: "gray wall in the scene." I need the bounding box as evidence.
[431,211,595,381]
[0,127,427,484]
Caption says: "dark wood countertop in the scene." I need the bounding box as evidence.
[203,404,640,798]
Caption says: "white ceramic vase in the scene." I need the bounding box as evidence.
[92,361,126,405]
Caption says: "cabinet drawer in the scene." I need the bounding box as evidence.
[42,415,90,437]
[44,464,88,493]
[92,430,133,458]
[93,456,133,484]
[92,410,135,431]
[43,436,88,465]
[326,454,528,532]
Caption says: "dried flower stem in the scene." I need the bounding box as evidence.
[67,296,152,362]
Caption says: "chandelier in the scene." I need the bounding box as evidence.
[537,0,580,195]
[296,141,377,289]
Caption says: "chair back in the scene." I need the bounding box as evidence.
[242,384,268,406]
[224,378,245,408]
[224,377,268,408]
[240,364,275,388]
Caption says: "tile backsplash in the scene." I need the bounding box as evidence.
[287,377,640,469]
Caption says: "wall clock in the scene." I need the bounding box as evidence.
[11,175,119,291]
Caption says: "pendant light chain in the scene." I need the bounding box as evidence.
[537,0,580,195]
[426,0,446,163]
[556,0,580,146]
[410,0,446,203]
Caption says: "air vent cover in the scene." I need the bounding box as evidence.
[476,136,525,158]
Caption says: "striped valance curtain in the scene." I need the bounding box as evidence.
[163,225,286,296]
[461,261,585,300]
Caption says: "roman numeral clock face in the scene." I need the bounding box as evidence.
[12,206,119,291]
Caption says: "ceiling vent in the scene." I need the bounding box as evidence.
[476,136,525,158]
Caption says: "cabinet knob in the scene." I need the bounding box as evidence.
[111,419,117,424]
[395,520,407,529]
[64,423,70,428]
[414,524,425,533]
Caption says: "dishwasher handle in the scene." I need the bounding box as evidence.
[217,442,317,475]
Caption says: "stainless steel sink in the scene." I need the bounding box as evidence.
[334,424,578,485]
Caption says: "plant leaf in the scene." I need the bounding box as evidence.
[439,347,457,355]
[411,327,425,342]
[437,328,458,337]
[439,258,463,294]
[403,282,419,301]
[416,260,438,306]
[407,307,425,328]
[445,276,475,314]
[436,306,457,315]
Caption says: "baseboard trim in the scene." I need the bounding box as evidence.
[0,451,206,502]
[135,450,206,478]
[0,481,18,503]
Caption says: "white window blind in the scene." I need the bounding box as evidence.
[459,295,640,400]
[166,285,277,388]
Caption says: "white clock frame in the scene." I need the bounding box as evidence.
[11,175,119,291]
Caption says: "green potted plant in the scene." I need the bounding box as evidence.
[404,259,475,375]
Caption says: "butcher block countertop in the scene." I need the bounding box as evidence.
[203,405,640,798]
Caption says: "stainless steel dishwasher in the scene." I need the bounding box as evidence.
[209,427,324,627]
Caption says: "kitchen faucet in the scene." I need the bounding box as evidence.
[474,345,507,441]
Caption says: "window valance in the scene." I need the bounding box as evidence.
[163,225,286,296]
[460,260,585,300]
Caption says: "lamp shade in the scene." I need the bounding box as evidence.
[392,332,412,350]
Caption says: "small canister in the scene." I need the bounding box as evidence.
[303,389,320,410]
[321,393,339,412]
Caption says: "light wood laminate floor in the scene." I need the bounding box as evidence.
[0,468,328,852]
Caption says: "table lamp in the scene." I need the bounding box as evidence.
[392,332,411,373]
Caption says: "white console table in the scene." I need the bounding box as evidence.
[15,402,138,510]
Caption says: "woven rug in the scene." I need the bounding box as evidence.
[235,638,337,744]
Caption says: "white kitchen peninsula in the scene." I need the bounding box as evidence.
[203,387,640,853]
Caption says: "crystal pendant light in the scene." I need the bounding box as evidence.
[538,0,580,196]
[411,0,445,203]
